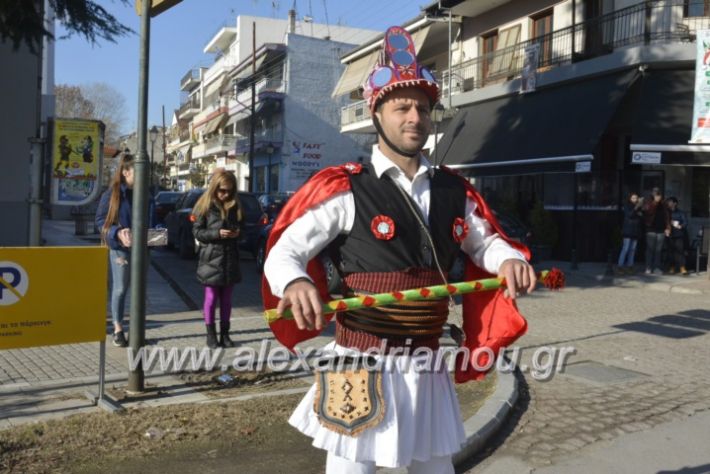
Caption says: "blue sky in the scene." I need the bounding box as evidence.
[55,0,427,135]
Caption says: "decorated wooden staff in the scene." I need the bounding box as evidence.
[264,268,565,323]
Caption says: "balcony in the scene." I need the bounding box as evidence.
[180,68,201,91]
[204,134,238,156]
[178,95,200,119]
[236,128,283,153]
[235,77,286,110]
[442,0,708,97]
[341,100,372,130]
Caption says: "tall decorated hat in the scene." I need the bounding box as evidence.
[363,26,440,112]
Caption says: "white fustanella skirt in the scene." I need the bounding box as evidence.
[288,342,466,468]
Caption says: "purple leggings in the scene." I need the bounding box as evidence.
[203,285,233,325]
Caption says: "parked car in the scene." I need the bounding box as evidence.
[258,193,291,222]
[165,188,204,259]
[154,191,184,225]
[166,189,268,259]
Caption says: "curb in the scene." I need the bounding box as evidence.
[452,366,519,467]
[375,365,519,473]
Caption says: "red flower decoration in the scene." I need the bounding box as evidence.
[371,215,395,240]
[543,268,566,290]
[343,162,363,174]
[452,217,469,243]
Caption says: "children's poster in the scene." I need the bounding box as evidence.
[51,118,103,205]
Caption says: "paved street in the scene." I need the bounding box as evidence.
[461,273,710,473]
[2,220,710,473]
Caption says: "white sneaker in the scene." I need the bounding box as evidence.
[644,268,652,274]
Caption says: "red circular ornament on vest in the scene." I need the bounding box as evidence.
[452,217,469,243]
[371,215,395,240]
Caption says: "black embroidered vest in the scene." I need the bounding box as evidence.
[328,164,467,282]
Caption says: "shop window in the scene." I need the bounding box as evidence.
[691,167,710,218]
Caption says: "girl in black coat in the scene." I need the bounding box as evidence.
[617,192,643,272]
[192,169,243,348]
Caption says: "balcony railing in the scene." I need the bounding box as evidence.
[204,134,238,155]
[341,100,371,128]
[180,68,201,91]
[178,95,200,118]
[236,128,283,152]
[442,0,709,96]
[235,77,286,107]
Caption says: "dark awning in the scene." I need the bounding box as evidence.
[630,69,710,166]
[435,69,639,176]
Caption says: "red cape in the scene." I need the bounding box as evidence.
[261,163,530,383]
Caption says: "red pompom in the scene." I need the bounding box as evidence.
[543,268,565,290]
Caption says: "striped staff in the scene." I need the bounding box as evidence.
[264,268,565,324]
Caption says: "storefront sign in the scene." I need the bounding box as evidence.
[0,247,107,350]
[289,141,325,189]
[631,151,662,164]
[50,118,103,206]
[691,30,710,143]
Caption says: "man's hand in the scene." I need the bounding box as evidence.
[277,279,325,331]
[498,259,537,299]
[117,228,132,247]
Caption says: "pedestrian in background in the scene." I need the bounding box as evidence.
[95,154,155,347]
[617,192,643,273]
[192,169,242,349]
[666,197,689,275]
[643,187,670,275]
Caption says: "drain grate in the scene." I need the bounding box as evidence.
[562,360,649,384]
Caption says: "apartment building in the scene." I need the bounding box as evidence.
[166,13,377,193]
[336,0,710,261]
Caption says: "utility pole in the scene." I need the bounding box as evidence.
[127,0,153,393]
[248,21,256,193]
[162,105,167,187]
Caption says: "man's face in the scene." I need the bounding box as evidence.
[375,87,432,156]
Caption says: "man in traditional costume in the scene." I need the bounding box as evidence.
[263,25,537,474]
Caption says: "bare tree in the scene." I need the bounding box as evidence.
[54,84,94,118]
[55,82,127,145]
[81,82,127,145]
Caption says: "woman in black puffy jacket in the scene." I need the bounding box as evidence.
[192,169,242,348]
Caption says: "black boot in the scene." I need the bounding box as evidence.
[219,322,234,348]
[205,323,219,349]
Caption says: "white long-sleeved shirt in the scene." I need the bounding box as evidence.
[264,146,526,297]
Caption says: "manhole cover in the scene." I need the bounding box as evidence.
[562,360,648,384]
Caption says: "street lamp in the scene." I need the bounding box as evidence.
[431,103,446,166]
[149,125,159,189]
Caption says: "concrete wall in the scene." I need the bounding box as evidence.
[235,16,377,66]
[0,41,40,245]
[281,34,374,192]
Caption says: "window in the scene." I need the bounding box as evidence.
[481,31,498,80]
[691,167,710,218]
[489,25,522,77]
[685,0,710,17]
[531,9,554,66]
